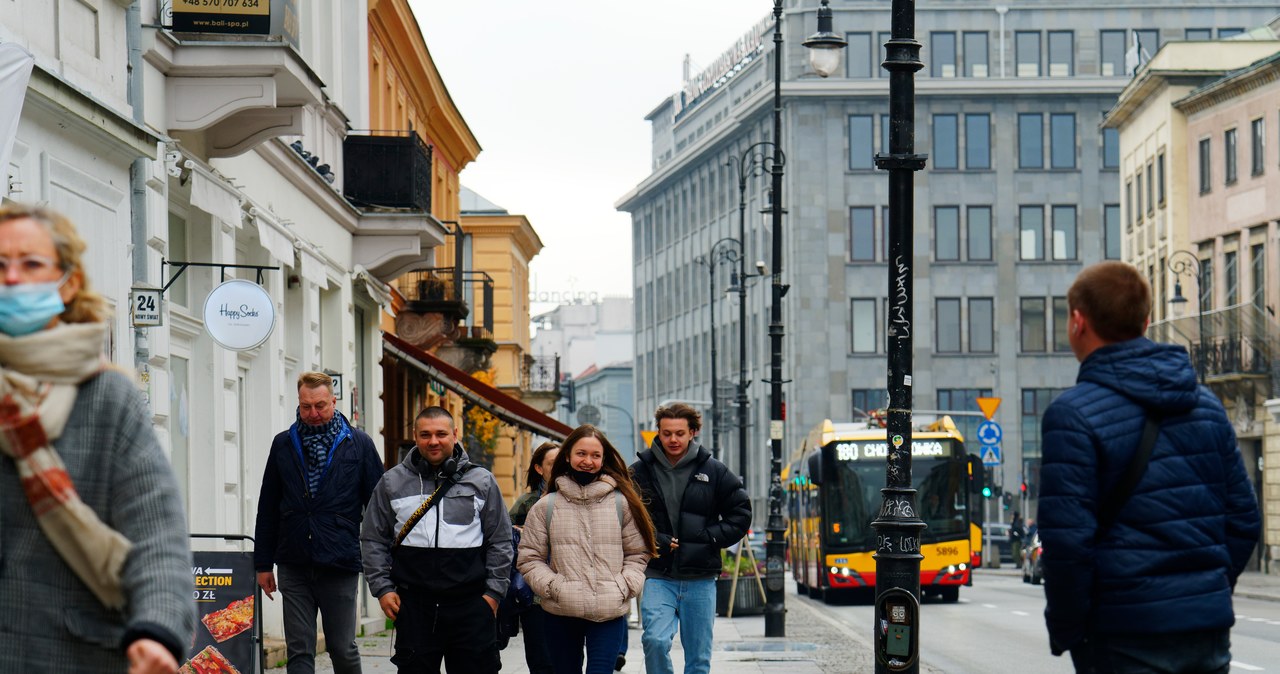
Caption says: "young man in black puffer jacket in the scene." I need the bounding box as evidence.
[630,403,751,674]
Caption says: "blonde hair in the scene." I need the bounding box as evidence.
[297,371,334,394]
[0,203,109,324]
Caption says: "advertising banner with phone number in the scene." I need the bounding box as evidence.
[172,0,270,35]
[182,551,258,674]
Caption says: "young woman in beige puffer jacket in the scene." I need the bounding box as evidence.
[517,425,658,674]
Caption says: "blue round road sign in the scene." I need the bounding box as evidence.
[976,421,1002,445]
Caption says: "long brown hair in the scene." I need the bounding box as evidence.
[549,425,658,556]
[524,441,559,493]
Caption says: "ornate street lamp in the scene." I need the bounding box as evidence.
[695,238,742,458]
[760,0,846,639]
[1168,250,1206,384]
[870,0,927,670]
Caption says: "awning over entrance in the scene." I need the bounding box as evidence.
[383,332,572,441]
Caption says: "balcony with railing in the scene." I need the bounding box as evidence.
[524,355,560,393]
[344,131,433,212]
[1150,302,1280,400]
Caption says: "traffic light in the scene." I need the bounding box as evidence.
[560,377,576,413]
[981,486,993,499]
[1002,491,1013,510]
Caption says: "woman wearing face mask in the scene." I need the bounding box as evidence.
[0,204,194,674]
[517,425,657,674]
[506,441,560,674]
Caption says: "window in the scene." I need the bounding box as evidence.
[880,114,891,155]
[937,298,962,353]
[1146,160,1155,215]
[1048,31,1074,76]
[1135,169,1143,220]
[966,114,991,169]
[933,114,958,169]
[1225,128,1238,184]
[850,207,876,261]
[846,32,873,78]
[1050,113,1076,169]
[968,206,993,261]
[849,115,874,170]
[964,32,989,77]
[1104,204,1121,259]
[969,298,994,353]
[881,206,890,260]
[1020,205,1044,260]
[1021,298,1047,351]
[1219,28,1244,39]
[878,31,892,78]
[1185,28,1212,40]
[935,206,960,261]
[1134,29,1159,61]
[1157,152,1166,204]
[1252,243,1266,309]
[1225,250,1238,306]
[1252,118,1265,176]
[1052,205,1077,260]
[1103,128,1120,169]
[168,212,189,307]
[937,389,993,443]
[1125,181,1134,228]
[1022,389,1065,464]
[1019,114,1043,168]
[1052,297,1070,352]
[851,298,877,353]
[853,389,888,417]
[932,32,957,77]
[1200,258,1213,311]
[1016,31,1041,77]
[1199,138,1212,192]
[1100,30,1127,77]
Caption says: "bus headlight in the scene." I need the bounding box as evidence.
[830,566,839,576]
[840,567,851,577]
[946,565,957,574]
[958,563,967,572]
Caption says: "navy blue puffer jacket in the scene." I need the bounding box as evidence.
[1039,337,1259,653]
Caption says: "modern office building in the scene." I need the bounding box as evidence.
[617,1,1277,520]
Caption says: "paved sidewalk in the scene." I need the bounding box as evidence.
[266,588,872,673]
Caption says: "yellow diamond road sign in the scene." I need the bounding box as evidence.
[976,397,1001,421]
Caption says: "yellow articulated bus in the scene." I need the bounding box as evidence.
[785,416,982,603]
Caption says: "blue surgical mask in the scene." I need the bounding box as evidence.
[0,279,66,337]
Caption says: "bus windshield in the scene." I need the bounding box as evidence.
[820,438,967,550]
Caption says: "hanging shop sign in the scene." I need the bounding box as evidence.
[172,0,271,36]
[203,279,276,351]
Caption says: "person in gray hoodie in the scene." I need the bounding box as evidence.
[630,404,751,674]
[361,406,513,673]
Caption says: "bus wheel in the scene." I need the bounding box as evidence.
[939,586,959,603]
[796,581,808,596]
[809,583,824,600]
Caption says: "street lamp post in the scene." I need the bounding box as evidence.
[1168,250,1205,384]
[870,0,927,670]
[756,0,845,639]
[726,143,775,491]
[696,238,742,459]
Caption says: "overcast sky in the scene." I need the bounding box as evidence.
[410,1,771,308]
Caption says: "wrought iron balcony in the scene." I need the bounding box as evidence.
[524,355,560,393]
[400,269,469,322]
[1151,302,1280,396]
[344,131,433,212]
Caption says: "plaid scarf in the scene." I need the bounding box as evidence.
[298,412,344,495]
[0,322,131,610]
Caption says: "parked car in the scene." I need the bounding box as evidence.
[1021,532,1044,585]
[982,522,1012,564]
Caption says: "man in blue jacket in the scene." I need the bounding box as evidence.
[255,371,384,674]
[1039,262,1260,673]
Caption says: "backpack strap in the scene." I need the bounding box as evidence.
[615,491,625,527]
[1098,415,1161,532]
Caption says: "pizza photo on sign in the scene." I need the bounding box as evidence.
[201,595,254,642]
[179,645,242,674]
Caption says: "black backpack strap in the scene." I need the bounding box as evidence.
[393,464,472,550]
[1097,415,1161,532]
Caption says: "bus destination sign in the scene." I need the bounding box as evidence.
[834,440,947,461]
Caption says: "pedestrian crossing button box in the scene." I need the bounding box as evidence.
[875,588,919,671]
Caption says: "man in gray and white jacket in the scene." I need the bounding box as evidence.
[361,406,513,673]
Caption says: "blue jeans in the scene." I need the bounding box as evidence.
[1068,628,1231,674]
[277,565,362,674]
[640,578,715,674]
[542,613,627,674]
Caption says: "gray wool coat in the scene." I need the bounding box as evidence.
[0,370,196,671]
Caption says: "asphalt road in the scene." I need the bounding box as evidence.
[808,570,1280,673]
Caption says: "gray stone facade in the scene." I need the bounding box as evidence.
[618,1,1278,521]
